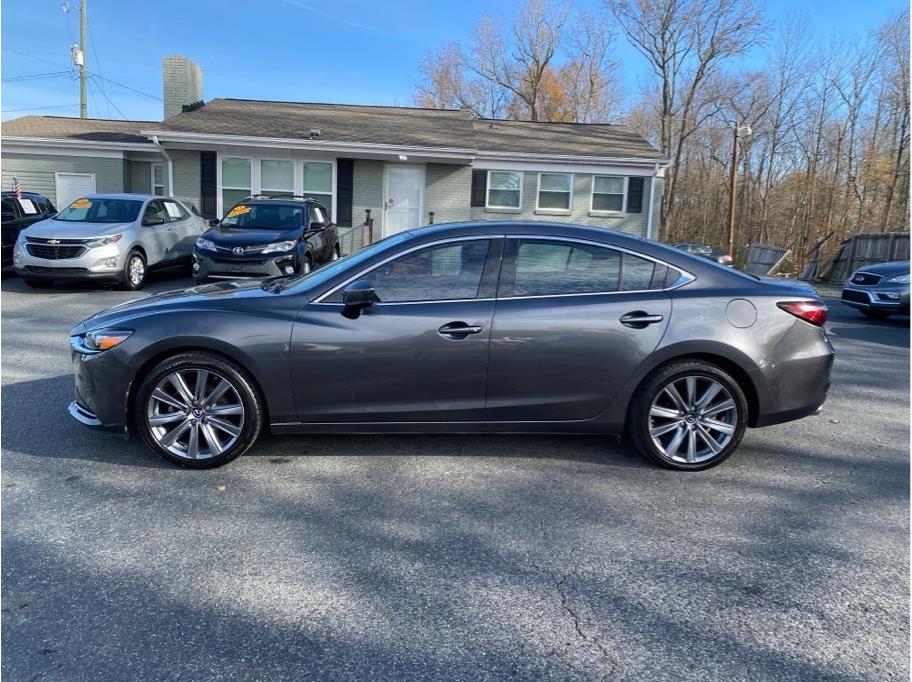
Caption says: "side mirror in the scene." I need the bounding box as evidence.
[143,216,165,227]
[309,221,326,231]
[208,218,220,227]
[341,279,377,319]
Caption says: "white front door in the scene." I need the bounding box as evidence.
[55,172,96,209]
[384,164,424,236]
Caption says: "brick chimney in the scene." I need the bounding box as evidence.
[162,56,203,120]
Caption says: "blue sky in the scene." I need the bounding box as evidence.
[1,0,905,122]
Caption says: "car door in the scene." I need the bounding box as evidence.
[304,203,327,261]
[162,199,196,258]
[290,237,502,422]
[139,200,178,264]
[485,237,674,421]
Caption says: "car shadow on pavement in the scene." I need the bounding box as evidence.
[0,267,191,295]
[1,374,651,470]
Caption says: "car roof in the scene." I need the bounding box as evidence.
[235,197,324,207]
[79,193,156,200]
[2,190,49,199]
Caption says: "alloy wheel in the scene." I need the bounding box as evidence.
[129,255,145,287]
[648,375,738,464]
[146,369,245,460]
[303,259,312,274]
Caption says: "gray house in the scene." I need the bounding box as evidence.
[2,57,667,244]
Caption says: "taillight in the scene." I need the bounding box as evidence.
[777,300,827,326]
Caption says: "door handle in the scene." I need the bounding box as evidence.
[619,311,664,328]
[438,322,484,339]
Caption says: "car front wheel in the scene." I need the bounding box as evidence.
[136,352,264,468]
[629,360,748,471]
[121,250,146,290]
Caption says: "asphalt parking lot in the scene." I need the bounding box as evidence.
[1,270,908,681]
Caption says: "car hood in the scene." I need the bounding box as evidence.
[24,219,132,239]
[202,225,300,246]
[854,261,909,277]
[72,279,291,333]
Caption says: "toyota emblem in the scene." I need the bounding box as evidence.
[232,247,245,255]
[854,275,864,282]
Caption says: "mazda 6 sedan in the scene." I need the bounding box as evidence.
[69,221,834,471]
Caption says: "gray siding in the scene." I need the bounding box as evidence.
[424,163,471,224]
[469,172,656,237]
[352,159,383,232]
[170,149,201,209]
[1,153,125,205]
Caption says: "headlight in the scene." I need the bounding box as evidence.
[261,240,298,254]
[86,234,122,248]
[196,237,217,251]
[885,274,910,283]
[84,329,133,352]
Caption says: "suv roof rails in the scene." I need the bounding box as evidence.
[239,194,323,202]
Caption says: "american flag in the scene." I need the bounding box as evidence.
[12,176,21,199]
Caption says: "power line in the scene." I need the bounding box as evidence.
[1,48,71,70]
[89,76,127,120]
[2,71,71,82]
[2,104,80,113]
[89,73,162,101]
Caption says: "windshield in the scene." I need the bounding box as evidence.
[221,203,303,230]
[56,198,142,223]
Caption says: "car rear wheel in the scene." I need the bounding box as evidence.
[121,250,146,290]
[136,352,264,468]
[629,360,748,471]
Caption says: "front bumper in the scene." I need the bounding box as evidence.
[69,332,134,433]
[13,240,125,281]
[194,249,298,280]
[841,283,910,313]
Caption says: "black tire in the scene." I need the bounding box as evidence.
[862,310,889,319]
[629,360,749,471]
[135,351,265,468]
[22,278,52,288]
[121,249,146,290]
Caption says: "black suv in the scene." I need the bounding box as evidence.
[193,196,340,283]
[1,191,57,267]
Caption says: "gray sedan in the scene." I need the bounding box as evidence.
[841,260,910,318]
[68,221,834,471]
[13,193,207,290]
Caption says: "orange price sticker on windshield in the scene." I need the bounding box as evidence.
[71,198,92,209]
[226,205,250,218]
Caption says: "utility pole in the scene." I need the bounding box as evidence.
[79,0,87,118]
[726,122,751,258]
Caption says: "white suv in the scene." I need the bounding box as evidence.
[14,193,207,290]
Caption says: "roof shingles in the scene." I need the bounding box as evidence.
[3,100,663,160]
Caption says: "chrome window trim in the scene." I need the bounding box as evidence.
[311,233,696,306]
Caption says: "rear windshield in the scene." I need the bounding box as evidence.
[56,198,143,223]
[221,203,303,230]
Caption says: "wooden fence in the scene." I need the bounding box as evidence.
[744,244,790,276]
[818,232,910,283]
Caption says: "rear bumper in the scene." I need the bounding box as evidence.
[752,323,834,428]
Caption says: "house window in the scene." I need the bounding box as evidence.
[151,163,165,196]
[537,173,573,210]
[487,171,522,209]
[302,161,332,207]
[221,157,252,210]
[260,159,294,197]
[591,176,626,212]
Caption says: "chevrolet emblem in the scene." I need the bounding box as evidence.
[48,239,61,244]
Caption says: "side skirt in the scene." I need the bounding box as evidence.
[268,419,622,436]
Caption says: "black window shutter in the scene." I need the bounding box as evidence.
[470,170,487,207]
[200,152,217,219]
[336,158,354,227]
[627,177,644,213]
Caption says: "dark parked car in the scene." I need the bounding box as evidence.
[193,196,339,283]
[1,191,56,267]
[69,221,833,471]
[841,260,910,318]
[673,242,733,266]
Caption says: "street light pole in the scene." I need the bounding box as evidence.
[726,122,751,259]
